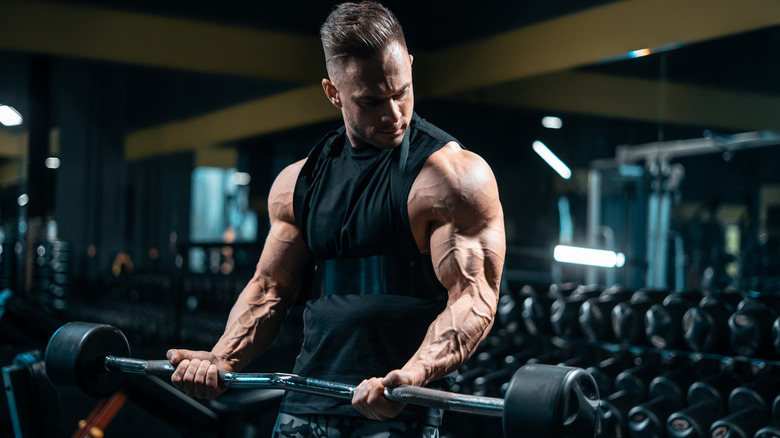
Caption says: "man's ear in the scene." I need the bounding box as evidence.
[322,78,342,108]
[409,53,414,66]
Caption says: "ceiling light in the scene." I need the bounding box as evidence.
[45,157,60,169]
[0,105,23,127]
[17,194,28,207]
[532,140,571,179]
[542,116,562,129]
[554,245,625,268]
[628,48,651,58]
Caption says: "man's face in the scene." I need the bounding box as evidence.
[323,40,414,149]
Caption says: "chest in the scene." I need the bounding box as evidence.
[301,147,414,257]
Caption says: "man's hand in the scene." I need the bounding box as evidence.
[167,349,230,400]
[352,369,416,421]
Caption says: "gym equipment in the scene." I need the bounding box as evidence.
[728,296,780,357]
[709,408,771,438]
[612,289,667,345]
[687,372,741,409]
[648,367,700,404]
[521,292,556,335]
[586,355,628,397]
[550,286,602,337]
[755,423,780,438]
[728,374,780,414]
[627,395,683,438]
[645,290,702,349]
[666,401,725,438]
[44,322,600,438]
[682,293,742,354]
[579,288,633,342]
[599,390,644,438]
[614,363,658,399]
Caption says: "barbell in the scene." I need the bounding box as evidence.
[44,322,600,438]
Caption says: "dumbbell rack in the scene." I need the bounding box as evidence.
[443,284,780,438]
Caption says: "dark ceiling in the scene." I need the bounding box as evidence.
[1,0,779,163]
[48,0,618,50]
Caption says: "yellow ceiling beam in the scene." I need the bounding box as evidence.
[455,71,780,132]
[0,1,324,82]
[0,130,27,158]
[420,0,780,96]
[194,147,238,169]
[125,84,339,160]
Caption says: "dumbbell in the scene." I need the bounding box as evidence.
[522,283,578,335]
[586,354,631,397]
[472,368,515,398]
[682,293,743,354]
[496,286,530,334]
[774,316,780,356]
[627,367,701,437]
[628,395,684,438]
[728,296,780,357]
[599,389,646,438]
[549,285,603,338]
[665,373,742,438]
[775,394,779,421]
[614,362,661,400]
[754,423,780,438]
[709,408,771,438]
[667,401,726,438]
[688,372,742,410]
[645,290,703,350]
[728,374,780,415]
[649,367,701,404]
[579,286,634,342]
[44,322,601,438]
[612,289,668,345]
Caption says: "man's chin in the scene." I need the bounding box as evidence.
[373,131,406,149]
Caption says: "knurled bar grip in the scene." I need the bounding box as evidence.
[104,356,504,417]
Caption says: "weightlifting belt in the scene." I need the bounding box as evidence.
[308,254,448,301]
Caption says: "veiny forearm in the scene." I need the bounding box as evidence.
[401,229,504,386]
[210,278,293,372]
[401,281,497,386]
[210,221,309,372]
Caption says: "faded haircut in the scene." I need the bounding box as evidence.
[320,1,407,74]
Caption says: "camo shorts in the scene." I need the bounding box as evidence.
[272,413,440,438]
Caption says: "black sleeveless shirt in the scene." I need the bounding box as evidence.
[282,114,458,424]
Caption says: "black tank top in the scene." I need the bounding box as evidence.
[282,114,458,424]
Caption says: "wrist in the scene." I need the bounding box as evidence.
[399,363,430,387]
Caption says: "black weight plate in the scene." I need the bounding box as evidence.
[503,364,600,438]
[44,322,130,398]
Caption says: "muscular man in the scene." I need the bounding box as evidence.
[167,2,505,436]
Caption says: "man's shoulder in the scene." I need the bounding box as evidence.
[424,143,491,182]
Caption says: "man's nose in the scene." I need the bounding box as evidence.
[381,99,402,124]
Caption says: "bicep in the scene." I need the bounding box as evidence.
[429,216,505,298]
[250,159,312,300]
[426,153,505,298]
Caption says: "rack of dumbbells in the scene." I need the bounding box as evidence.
[445,283,780,438]
[31,239,73,313]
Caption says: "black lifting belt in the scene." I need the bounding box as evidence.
[307,254,448,301]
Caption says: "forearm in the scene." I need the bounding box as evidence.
[210,278,294,372]
[400,283,497,386]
